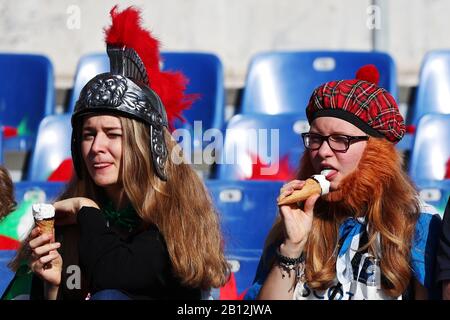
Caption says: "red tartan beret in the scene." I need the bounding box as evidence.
[306,65,405,143]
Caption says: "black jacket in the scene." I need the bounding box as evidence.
[31,206,200,300]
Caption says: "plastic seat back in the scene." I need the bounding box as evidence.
[26,114,72,181]
[0,54,55,153]
[205,179,282,294]
[409,50,450,127]
[216,113,307,180]
[66,53,110,113]
[241,51,397,117]
[409,113,450,183]
[67,52,225,133]
[162,52,225,132]
[0,54,54,133]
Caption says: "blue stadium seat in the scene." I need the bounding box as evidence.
[408,50,450,128]
[205,179,282,294]
[67,52,225,146]
[409,114,450,211]
[409,113,450,182]
[66,53,109,114]
[26,114,72,181]
[161,52,225,134]
[414,180,450,217]
[0,54,55,152]
[216,113,307,180]
[240,51,397,117]
[0,250,16,297]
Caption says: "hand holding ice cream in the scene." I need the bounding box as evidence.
[27,204,62,292]
[275,171,331,260]
[277,169,332,206]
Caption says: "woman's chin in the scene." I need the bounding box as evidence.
[93,177,119,188]
[323,180,343,202]
[329,180,340,191]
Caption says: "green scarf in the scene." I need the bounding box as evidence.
[102,201,142,231]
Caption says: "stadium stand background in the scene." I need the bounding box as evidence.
[1,0,450,299]
[2,0,450,178]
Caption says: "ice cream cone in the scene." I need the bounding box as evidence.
[278,171,331,206]
[35,218,55,236]
[32,203,55,238]
[278,178,322,205]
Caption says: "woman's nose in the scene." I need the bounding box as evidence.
[91,133,107,153]
[317,139,334,158]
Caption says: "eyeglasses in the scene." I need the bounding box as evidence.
[301,132,369,153]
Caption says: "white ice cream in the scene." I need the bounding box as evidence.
[32,203,55,220]
[310,169,332,195]
[320,169,333,177]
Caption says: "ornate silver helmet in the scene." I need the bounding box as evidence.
[71,6,194,181]
[71,45,169,180]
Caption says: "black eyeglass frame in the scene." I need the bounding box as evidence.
[301,132,369,153]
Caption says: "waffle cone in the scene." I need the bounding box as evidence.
[35,218,55,237]
[278,178,322,205]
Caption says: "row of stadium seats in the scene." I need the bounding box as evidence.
[0,52,224,156]
[23,111,450,188]
[2,50,450,160]
[1,50,449,298]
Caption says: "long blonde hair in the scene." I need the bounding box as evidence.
[265,138,420,297]
[12,116,229,291]
[119,118,229,289]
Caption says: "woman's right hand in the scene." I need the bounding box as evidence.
[277,180,320,257]
[28,227,62,287]
[54,197,99,225]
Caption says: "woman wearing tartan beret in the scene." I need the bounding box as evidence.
[246,65,442,300]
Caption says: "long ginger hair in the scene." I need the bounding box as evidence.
[11,116,229,291]
[265,137,420,297]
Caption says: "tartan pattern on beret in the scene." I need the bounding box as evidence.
[306,79,405,143]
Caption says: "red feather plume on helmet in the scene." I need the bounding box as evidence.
[104,6,196,129]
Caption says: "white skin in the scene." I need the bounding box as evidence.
[28,115,127,299]
[80,114,128,208]
[280,117,369,257]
